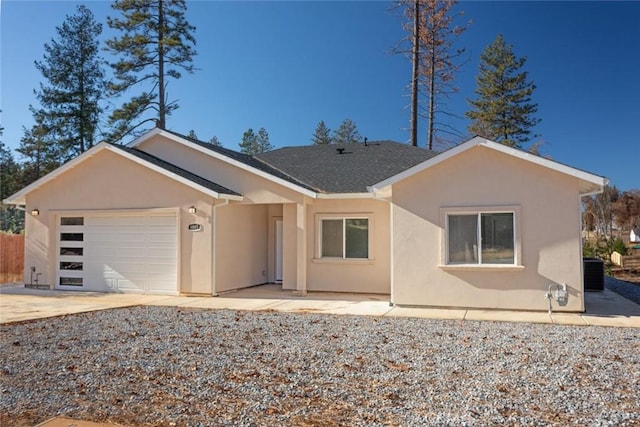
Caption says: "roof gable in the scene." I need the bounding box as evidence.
[369,136,608,195]
[129,128,318,197]
[3,142,243,205]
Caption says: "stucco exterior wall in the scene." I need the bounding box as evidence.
[23,149,215,295]
[391,145,584,311]
[214,203,269,292]
[139,135,305,204]
[306,198,390,294]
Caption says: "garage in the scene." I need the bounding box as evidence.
[56,212,178,294]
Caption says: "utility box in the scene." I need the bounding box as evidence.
[583,257,604,292]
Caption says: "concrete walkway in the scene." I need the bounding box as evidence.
[1,284,639,327]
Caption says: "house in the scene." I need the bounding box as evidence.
[4,128,607,311]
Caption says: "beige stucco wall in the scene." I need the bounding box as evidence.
[23,149,216,295]
[214,203,269,292]
[391,145,585,311]
[305,198,390,294]
[139,135,305,204]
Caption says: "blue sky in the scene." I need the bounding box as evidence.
[1,1,638,190]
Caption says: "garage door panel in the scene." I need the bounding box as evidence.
[57,213,178,294]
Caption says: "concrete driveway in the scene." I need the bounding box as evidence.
[1,284,639,327]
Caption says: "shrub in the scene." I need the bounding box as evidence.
[612,238,628,256]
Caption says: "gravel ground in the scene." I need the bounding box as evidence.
[606,275,640,304]
[1,307,639,427]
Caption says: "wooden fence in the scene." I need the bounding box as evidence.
[611,251,640,269]
[0,233,24,284]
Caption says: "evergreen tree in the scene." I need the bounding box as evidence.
[209,135,222,147]
[0,122,24,232]
[240,128,272,154]
[239,129,259,154]
[332,119,362,144]
[311,120,332,145]
[399,0,468,149]
[34,5,106,159]
[106,0,197,141]
[16,112,62,186]
[256,128,273,153]
[187,129,198,140]
[466,34,540,148]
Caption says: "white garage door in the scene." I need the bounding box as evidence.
[56,213,178,294]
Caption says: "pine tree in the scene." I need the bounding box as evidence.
[239,129,258,154]
[0,122,24,232]
[240,128,273,154]
[34,5,106,159]
[332,119,362,144]
[466,34,540,148]
[106,0,197,141]
[311,120,332,145]
[209,136,222,147]
[16,111,62,186]
[398,1,468,149]
[256,128,273,153]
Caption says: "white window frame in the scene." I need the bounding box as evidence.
[440,206,523,271]
[315,213,373,262]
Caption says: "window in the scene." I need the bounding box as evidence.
[60,247,83,256]
[59,277,83,286]
[319,217,370,259]
[60,233,83,241]
[61,217,84,226]
[60,262,83,271]
[447,212,515,265]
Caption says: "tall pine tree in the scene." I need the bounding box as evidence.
[333,119,362,144]
[106,0,197,141]
[17,111,62,186]
[399,0,468,149]
[466,34,540,148]
[0,120,24,232]
[34,5,106,159]
[239,128,273,154]
[311,120,332,145]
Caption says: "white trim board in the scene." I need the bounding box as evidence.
[368,136,608,194]
[129,128,318,199]
[3,142,243,205]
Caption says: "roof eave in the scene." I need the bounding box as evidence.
[369,136,608,192]
[316,192,375,199]
[2,142,245,205]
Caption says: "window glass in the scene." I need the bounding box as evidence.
[61,217,84,226]
[321,219,343,258]
[448,215,478,264]
[481,213,514,264]
[59,277,83,286]
[60,262,83,271]
[60,233,83,242]
[345,219,368,259]
[60,247,83,256]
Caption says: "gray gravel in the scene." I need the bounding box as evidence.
[606,275,640,304]
[1,306,639,426]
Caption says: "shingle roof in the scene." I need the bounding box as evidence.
[111,143,242,197]
[255,142,438,193]
[163,129,317,192]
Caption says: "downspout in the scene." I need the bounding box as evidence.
[211,199,229,296]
